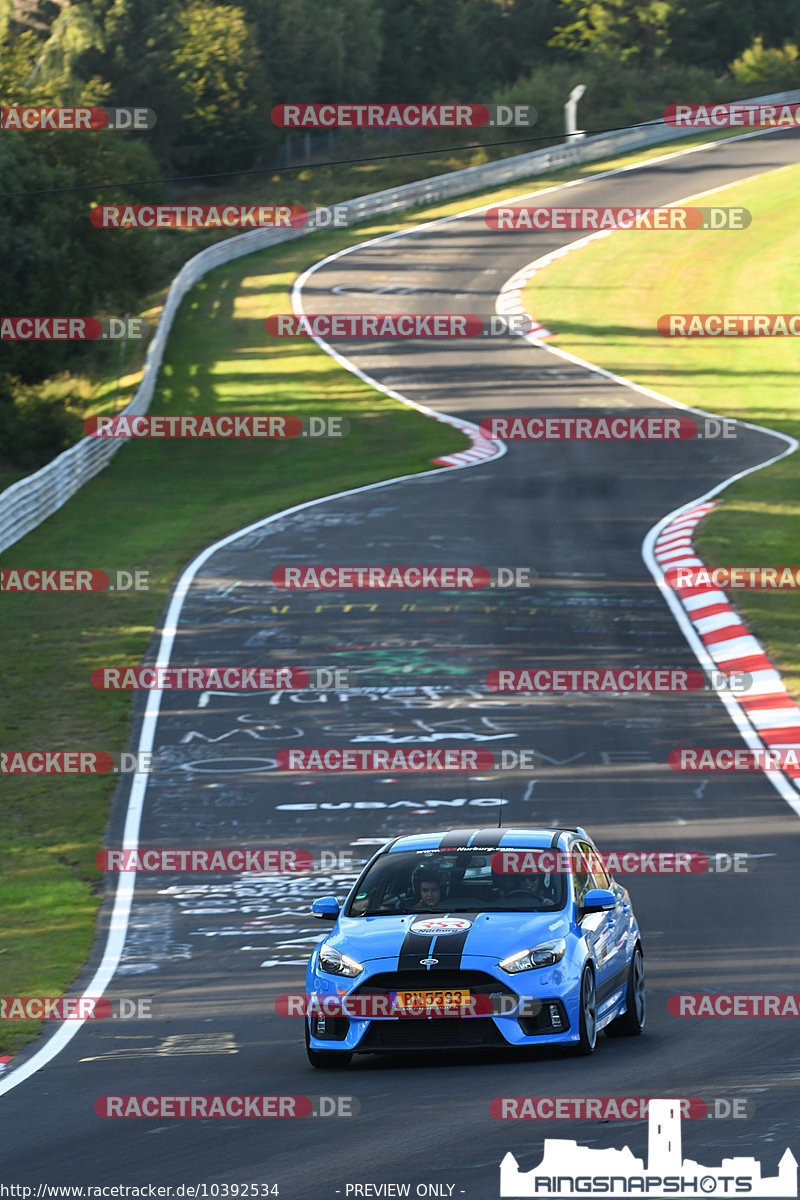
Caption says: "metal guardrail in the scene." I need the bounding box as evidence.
[2,90,798,553]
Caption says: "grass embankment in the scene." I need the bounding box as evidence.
[0,129,752,1054]
[520,162,800,701]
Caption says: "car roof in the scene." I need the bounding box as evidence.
[383,826,590,853]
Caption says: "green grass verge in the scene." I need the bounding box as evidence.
[0,127,753,1054]
[521,160,800,701]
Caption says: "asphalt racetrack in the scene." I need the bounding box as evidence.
[2,128,800,1197]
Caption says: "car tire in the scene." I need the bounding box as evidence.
[305,1019,353,1068]
[605,944,646,1037]
[572,965,597,1056]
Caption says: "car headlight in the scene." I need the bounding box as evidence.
[318,945,364,978]
[498,939,566,973]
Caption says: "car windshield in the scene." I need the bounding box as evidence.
[345,847,567,916]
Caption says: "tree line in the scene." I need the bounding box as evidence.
[1,0,799,468]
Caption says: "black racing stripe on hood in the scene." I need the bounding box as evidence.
[397,927,437,972]
[426,915,478,971]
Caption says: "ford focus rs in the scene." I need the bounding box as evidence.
[304,826,645,1066]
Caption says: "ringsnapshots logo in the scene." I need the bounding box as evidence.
[485,206,750,231]
[498,1098,797,1197]
[1,106,156,131]
[271,103,537,128]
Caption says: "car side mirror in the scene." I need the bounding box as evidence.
[581,888,616,914]
[311,896,341,920]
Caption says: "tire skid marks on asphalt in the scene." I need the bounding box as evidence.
[79,1033,238,1064]
[116,903,193,974]
[157,870,356,967]
[653,504,800,787]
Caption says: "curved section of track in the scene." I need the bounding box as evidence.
[2,128,799,1198]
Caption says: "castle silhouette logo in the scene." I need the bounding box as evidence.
[500,1099,797,1197]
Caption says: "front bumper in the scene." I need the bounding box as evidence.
[307,962,579,1053]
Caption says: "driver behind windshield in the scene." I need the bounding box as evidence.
[410,866,444,910]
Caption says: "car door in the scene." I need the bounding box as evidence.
[572,842,623,1010]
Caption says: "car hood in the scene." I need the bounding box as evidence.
[325,910,572,963]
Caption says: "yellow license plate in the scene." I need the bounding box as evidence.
[393,989,472,1011]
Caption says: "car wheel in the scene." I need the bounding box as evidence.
[573,965,597,1056]
[605,944,646,1037]
[305,1019,353,1068]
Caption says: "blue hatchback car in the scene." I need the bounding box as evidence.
[304,826,645,1066]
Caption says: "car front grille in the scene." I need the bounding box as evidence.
[353,969,517,1007]
[359,1017,508,1051]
